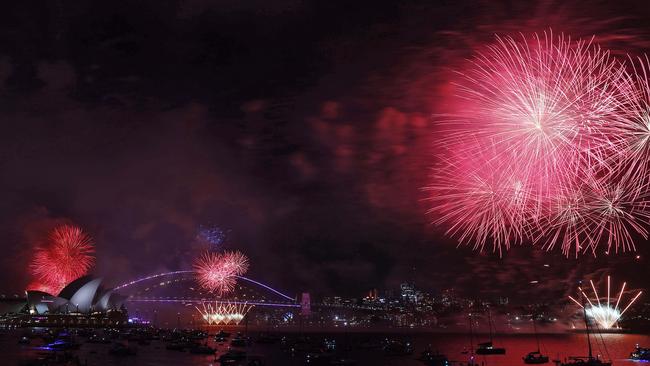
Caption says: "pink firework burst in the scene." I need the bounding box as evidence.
[29,225,95,294]
[429,31,650,256]
[219,251,250,276]
[427,143,537,255]
[193,251,249,295]
[607,55,650,183]
[582,177,650,253]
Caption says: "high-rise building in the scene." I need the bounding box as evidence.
[400,283,419,304]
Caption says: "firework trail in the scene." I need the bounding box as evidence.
[29,224,95,294]
[428,31,650,256]
[193,251,249,295]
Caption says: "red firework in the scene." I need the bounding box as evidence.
[193,251,249,295]
[429,31,650,257]
[29,224,95,294]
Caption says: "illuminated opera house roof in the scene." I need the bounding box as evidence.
[26,276,125,315]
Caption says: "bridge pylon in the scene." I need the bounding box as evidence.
[300,292,311,316]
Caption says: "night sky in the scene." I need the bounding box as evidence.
[1,0,649,302]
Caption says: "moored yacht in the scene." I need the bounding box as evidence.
[630,344,650,361]
[475,307,506,355]
[561,297,611,366]
[523,314,549,364]
[523,351,549,364]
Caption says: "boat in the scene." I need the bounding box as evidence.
[562,356,611,366]
[331,359,357,366]
[21,352,85,366]
[215,334,228,343]
[219,350,247,362]
[305,351,333,364]
[323,338,337,352]
[383,339,414,356]
[247,355,267,366]
[523,315,549,364]
[561,297,612,366]
[188,330,208,340]
[189,343,215,354]
[165,341,188,351]
[475,307,506,355]
[630,344,650,361]
[215,330,231,337]
[214,330,231,342]
[109,342,137,356]
[46,338,81,351]
[231,337,249,347]
[357,339,384,350]
[524,351,550,364]
[255,333,280,344]
[279,336,321,355]
[87,334,111,344]
[419,347,450,366]
[466,313,477,365]
[476,341,506,355]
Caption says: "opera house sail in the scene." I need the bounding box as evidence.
[1,276,128,328]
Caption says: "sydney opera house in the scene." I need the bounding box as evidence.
[0,276,128,328]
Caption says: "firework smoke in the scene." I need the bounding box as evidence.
[29,224,95,294]
[193,250,249,295]
[428,31,650,257]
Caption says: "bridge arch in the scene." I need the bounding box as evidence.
[114,270,296,305]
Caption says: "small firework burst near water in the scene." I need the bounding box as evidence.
[29,224,95,294]
[195,301,254,325]
[568,276,642,329]
[193,251,249,295]
[428,31,650,256]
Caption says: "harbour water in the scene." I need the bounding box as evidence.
[3,330,649,366]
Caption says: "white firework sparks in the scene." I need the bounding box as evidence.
[195,301,254,325]
[569,275,642,329]
[585,305,621,329]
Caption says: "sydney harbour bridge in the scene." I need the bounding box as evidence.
[113,270,308,325]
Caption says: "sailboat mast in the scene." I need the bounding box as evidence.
[469,313,475,365]
[533,313,541,353]
[488,307,494,343]
[582,298,593,359]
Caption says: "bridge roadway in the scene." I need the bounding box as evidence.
[126,297,300,308]
[115,270,298,307]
